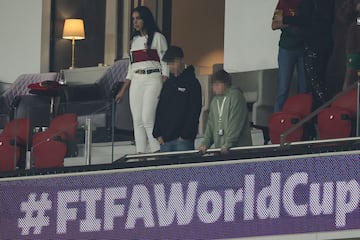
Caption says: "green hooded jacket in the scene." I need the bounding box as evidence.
[202,87,252,149]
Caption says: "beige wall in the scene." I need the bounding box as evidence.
[171,0,225,75]
[0,0,46,83]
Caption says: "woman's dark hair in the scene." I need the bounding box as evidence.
[131,6,161,49]
[211,70,232,86]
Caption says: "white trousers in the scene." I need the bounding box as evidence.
[129,72,162,153]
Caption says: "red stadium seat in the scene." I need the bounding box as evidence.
[269,94,313,144]
[282,93,313,117]
[32,130,67,168]
[0,118,30,171]
[331,88,358,113]
[0,135,21,171]
[1,118,30,145]
[48,113,77,141]
[317,88,358,139]
[32,113,77,168]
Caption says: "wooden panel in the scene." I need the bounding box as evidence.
[171,0,225,74]
[116,0,124,60]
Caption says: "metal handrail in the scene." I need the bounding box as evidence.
[123,136,360,161]
[124,142,287,160]
[357,72,360,136]
[280,79,360,147]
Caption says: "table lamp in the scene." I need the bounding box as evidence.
[62,19,85,69]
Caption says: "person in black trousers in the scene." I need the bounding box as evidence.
[274,0,335,108]
[153,46,202,152]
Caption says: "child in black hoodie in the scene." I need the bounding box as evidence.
[153,46,202,152]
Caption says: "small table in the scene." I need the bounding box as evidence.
[28,81,65,117]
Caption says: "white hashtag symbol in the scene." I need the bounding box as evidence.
[18,193,52,235]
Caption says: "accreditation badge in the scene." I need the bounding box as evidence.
[218,129,224,136]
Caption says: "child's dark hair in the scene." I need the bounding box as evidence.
[162,46,184,62]
[211,69,232,86]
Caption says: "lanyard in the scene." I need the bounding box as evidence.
[216,97,227,122]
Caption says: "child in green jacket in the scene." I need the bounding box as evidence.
[200,70,252,154]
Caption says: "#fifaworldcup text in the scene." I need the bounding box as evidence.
[18,171,359,235]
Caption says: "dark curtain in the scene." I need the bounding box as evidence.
[326,0,353,97]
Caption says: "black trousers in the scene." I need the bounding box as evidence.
[304,46,330,109]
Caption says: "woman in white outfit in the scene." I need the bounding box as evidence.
[115,6,169,153]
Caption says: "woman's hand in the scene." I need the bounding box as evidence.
[115,91,124,103]
[272,20,284,30]
[115,79,131,103]
[161,75,168,82]
[157,136,165,145]
[273,14,283,23]
[272,14,287,30]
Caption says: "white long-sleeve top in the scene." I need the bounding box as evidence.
[125,32,169,80]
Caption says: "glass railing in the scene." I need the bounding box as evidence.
[0,114,9,131]
[280,80,360,147]
[0,96,135,172]
[1,78,359,173]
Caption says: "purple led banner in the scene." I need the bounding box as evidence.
[0,153,359,239]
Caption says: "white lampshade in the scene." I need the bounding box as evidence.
[63,19,85,40]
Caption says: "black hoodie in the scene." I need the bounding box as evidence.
[283,0,334,54]
[153,65,202,142]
